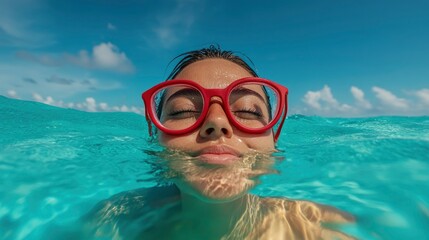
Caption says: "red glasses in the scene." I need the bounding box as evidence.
[142,77,288,142]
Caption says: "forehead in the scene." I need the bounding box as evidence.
[173,59,254,88]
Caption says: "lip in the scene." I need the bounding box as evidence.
[194,145,242,165]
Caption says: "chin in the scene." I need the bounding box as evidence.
[164,149,272,203]
[174,170,257,203]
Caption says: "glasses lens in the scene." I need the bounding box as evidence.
[228,83,279,130]
[152,84,204,131]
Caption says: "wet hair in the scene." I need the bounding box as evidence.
[156,45,272,123]
[166,45,258,80]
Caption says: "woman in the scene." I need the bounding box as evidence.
[84,46,355,240]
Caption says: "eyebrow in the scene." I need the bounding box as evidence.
[165,88,201,104]
[164,87,267,104]
[231,87,267,103]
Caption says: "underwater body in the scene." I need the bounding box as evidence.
[1,95,429,239]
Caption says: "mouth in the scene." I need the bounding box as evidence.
[194,145,242,165]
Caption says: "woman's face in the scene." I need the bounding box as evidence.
[158,59,276,201]
[159,58,275,152]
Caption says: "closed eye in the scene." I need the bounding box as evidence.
[168,109,201,119]
[232,109,263,120]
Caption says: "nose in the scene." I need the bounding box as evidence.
[199,101,233,139]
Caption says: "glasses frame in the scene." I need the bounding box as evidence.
[142,77,288,142]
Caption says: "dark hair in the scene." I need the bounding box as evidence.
[156,46,272,124]
[166,45,258,80]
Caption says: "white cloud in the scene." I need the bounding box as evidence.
[415,89,429,106]
[302,85,353,115]
[71,42,135,73]
[92,43,133,71]
[7,89,18,98]
[303,89,322,110]
[130,106,141,114]
[84,97,97,112]
[351,86,372,109]
[32,93,44,102]
[32,93,56,106]
[372,86,408,109]
[99,102,109,111]
[0,62,124,113]
[17,42,135,73]
[120,105,129,112]
[299,84,429,116]
[27,91,143,114]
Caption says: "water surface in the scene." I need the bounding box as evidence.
[1,96,428,239]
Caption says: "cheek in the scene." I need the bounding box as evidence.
[158,133,196,149]
[243,133,275,151]
[159,131,275,151]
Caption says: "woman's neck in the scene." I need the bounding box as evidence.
[178,192,249,238]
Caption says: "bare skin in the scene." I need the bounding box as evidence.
[81,59,355,239]
[159,59,276,201]
[154,59,355,239]
[83,186,355,240]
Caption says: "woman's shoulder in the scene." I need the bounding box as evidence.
[80,185,181,238]
[44,186,180,239]
[84,185,180,220]
[251,196,356,240]
[259,197,354,223]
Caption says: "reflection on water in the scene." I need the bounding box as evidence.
[157,149,279,201]
[68,149,355,240]
[2,97,429,239]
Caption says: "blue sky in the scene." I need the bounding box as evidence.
[1,0,428,116]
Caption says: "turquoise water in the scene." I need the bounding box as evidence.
[1,95,429,239]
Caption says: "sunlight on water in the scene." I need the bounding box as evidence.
[1,96,429,239]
